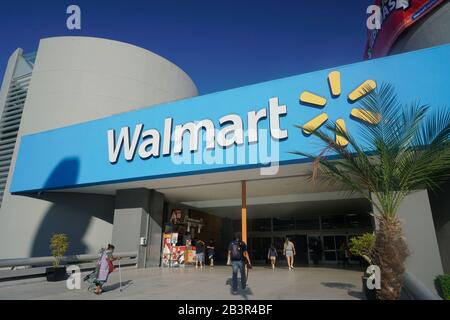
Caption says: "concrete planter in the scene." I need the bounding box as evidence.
[46,266,67,282]
[362,275,377,300]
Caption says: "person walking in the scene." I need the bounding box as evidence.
[227,236,252,295]
[94,244,120,295]
[283,237,296,271]
[343,244,351,268]
[267,244,278,269]
[195,239,205,268]
[207,239,216,268]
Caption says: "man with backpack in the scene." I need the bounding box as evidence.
[227,236,252,294]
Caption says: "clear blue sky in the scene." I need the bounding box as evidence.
[0,0,373,94]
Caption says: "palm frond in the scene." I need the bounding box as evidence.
[294,83,450,218]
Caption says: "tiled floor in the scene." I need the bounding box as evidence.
[0,265,365,300]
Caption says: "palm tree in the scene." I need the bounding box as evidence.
[294,84,450,299]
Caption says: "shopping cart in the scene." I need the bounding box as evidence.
[83,269,99,293]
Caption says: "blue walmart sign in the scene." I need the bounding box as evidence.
[10,44,450,193]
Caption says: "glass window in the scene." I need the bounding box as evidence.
[232,220,241,234]
[248,237,271,261]
[321,215,349,229]
[324,251,337,261]
[295,217,320,230]
[323,236,336,250]
[321,213,373,230]
[308,236,323,264]
[273,237,285,256]
[347,213,372,229]
[335,236,347,250]
[273,217,295,231]
[249,218,271,232]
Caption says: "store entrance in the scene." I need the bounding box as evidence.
[156,175,374,268]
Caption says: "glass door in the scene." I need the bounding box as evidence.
[323,236,337,262]
[307,236,322,265]
[286,234,309,265]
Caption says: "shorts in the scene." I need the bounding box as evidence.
[285,250,294,257]
[196,253,205,263]
[207,251,215,258]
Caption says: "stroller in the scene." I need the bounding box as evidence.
[83,269,99,293]
[83,248,104,292]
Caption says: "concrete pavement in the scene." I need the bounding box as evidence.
[0,265,364,300]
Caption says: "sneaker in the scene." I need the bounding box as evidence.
[232,291,238,295]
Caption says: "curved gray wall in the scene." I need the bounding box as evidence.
[390,2,450,55]
[388,3,450,293]
[0,37,198,258]
[21,36,198,134]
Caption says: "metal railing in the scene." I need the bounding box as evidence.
[0,251,138,282]
[402,272,442,300]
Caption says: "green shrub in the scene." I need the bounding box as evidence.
[435,275,450,300]
[49,234,69,267]
[349,233,375,264]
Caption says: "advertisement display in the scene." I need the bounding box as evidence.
[365,0,445,59]
[162,233,187,267]
[186,247,197,264]
[174,246,186,266]
[162,233,172,267]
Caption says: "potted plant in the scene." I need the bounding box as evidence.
[435,274,450,300]
[294,84,450,299]
[349,233,376,299]
[46,233,69,282]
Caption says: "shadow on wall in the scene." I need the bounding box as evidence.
[29,158,114,257]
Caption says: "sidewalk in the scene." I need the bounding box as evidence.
[0,266,364,300]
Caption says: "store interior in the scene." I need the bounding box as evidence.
[158,175,374,267]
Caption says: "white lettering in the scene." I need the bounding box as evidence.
[107,97,288,163]
[163,117,173,156]
[366,5,381,30]
[107,124,143,163]
[217,114,244,148]
[174,120,215,154]
[248,108,267,143]
[269,97,288,140]
[66,5,81,30]
[138,129,160,159]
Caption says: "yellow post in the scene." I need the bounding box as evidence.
[241,180,247,244]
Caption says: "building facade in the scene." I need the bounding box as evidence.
[0,37,198,262]
[0,36,448,294]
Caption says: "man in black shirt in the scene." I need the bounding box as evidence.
[227,236,252,294]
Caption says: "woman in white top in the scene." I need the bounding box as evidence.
[283,237,296,270]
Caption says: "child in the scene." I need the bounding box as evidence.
[268,244,278,269]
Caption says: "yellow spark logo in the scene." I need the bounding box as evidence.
[299,71,381,147]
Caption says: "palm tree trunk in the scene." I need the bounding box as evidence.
[372,216,410,300]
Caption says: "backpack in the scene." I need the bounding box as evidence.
[230,241,243,261]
